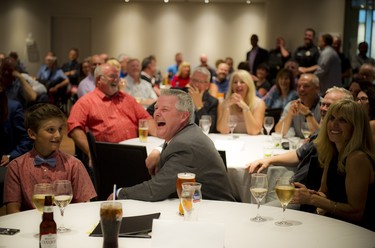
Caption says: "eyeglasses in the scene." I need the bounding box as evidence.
[319,102,331,108]
[356,96,369,102]
[190,78,206,84]
[100,74,118,81]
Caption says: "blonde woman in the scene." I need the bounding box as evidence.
[217,70,265,135]
[107,58,126,92]
[170,61,190,88]
[293,100,375,231]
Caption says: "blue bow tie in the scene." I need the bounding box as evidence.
[34,156,56,168]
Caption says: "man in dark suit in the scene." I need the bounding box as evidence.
[115,89,235,202]
[246,34,269,74]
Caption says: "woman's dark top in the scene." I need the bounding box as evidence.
[326,155,375,231]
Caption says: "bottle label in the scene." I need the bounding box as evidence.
[43,206,53,213]
[40,233,57,248]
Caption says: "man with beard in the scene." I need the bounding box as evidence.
[212,62,230,97]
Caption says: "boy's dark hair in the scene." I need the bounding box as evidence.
[25,103,66,132]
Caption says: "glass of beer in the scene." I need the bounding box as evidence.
[176,172,196,215]
[32,183,54,214]
[100,202,123,248]
[138,119,149,142]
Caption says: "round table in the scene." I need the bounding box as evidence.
[0,199,374,248]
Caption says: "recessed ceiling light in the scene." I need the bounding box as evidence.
[164,0,169,2]
[205,0,209,3]
[246,0,251,4]
[124,0,130,2]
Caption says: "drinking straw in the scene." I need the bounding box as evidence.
[113,184,116,201]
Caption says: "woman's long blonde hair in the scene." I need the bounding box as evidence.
[226,70,257,112]
[314,99,375,173]
[176,61,190,78]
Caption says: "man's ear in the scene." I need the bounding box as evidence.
[180,111,190,124]
[27,128,37,141]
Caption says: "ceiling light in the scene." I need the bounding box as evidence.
[205,0,209,3]
[246,0,251,4]
[124,0,130,2]
[164,0,169,2]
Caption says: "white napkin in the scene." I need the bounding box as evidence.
[151,219,225,248]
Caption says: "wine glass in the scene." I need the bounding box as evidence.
[250,173,268,222]
[32,183,54,214]
[274,177,295,227]
[180,182,202,221]
[263,116,274,135]
[228,115,238,138]
[199,119,210,135]
[53,180,73,233]
[301,122,311,139]
[201,115,212,133]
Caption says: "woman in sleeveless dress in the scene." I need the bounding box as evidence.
[292,100,375,231]
[217,70,265,135]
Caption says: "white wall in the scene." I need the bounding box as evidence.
[0,0,345,76]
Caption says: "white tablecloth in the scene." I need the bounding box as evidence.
[0,199,373,248]
[120,134,295,203]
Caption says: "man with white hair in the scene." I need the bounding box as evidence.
[113,89,235,202]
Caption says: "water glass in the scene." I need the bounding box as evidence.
[271,132,282,148]
[180,182,202,221]
[288,137,300,150]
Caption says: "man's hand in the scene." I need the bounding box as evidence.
[107,193,115,200]
[0,155,10,167]
[145,149,161,176]
[188,85,204,109]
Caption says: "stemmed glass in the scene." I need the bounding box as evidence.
[200,115,212,134]
[274,177,295,227]
[53,180,73,233]
[263,116,274,135]
[301,122,311,139]
[199,119,210,135]
[250,173,268,222]
[32,183,54,214]
[180,182,202,221]
[228,115,238,138]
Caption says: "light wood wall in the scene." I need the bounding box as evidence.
[0,0,345,76]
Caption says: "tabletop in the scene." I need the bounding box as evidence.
[0,199,374,248]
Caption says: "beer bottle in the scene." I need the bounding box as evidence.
[39,195,57,248]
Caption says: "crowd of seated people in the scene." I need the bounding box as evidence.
[1,28,375,231]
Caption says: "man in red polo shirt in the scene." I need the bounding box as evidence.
[67,63,157,163]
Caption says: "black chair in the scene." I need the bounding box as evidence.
[86,132,151,201]
[218,150,227,171]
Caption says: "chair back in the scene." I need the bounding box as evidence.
[87,134,151,200]
[218,150,227,171]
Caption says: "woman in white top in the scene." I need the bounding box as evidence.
[217,70,265,135]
